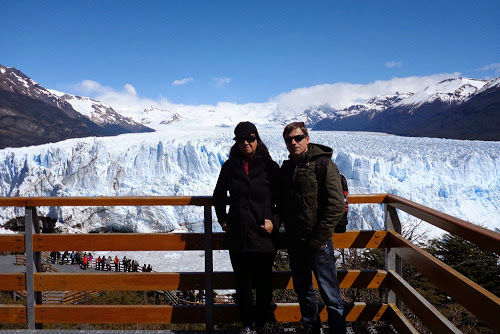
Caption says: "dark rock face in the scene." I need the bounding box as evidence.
[2,215,57,233]
[313,82,500,141]
[0,90,98,149]
[0,64,154,149]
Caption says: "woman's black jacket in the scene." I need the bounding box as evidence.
[213,154,280,253]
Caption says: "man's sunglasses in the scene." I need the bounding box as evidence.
[284,134,307,144]
[235,135,257,144]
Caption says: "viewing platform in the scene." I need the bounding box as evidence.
[0,194,499,333]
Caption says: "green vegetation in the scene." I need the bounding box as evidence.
[413,233,499,334]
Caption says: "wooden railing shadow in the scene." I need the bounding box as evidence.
[0,194,498,333]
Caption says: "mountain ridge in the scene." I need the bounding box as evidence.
[313,77,500,141]
[2,64,499,149]
[0,64,154,149]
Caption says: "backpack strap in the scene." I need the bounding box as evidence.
[314,156,329,203]
[313,156,329,186]
[314,157,348,233]
[340,173,348,210]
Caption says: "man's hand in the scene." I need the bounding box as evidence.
[309,239,324,249]
[221,220,232,232]
[260,219,273,233]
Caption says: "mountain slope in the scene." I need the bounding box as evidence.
[418,78,500,141]
[313,78,499,141]
[0,65,154,149]
[49,90,154,135]
[0,89,98,149]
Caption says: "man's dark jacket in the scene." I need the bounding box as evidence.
[281,143,345,245]
[213,153,280,253]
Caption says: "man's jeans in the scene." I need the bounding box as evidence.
[288,239,344,332]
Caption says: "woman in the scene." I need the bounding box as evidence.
[213,121,280,334]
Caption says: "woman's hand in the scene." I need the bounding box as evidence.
[260,219,273,233]
[221,220,232,232]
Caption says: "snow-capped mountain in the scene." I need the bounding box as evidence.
[0,64,154,149]
[118,77,497,141]
[313,77,500,141]
[0,65,87,120]
[138,106,185,126]
[0,127,498,239]
[335,92,413,119]
[49,90,153,134]
[476,76,500,93]
[288,104,338,127]
[395,78,488,111]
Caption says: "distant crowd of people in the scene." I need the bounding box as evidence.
[49,251,152,272]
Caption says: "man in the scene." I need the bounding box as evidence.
[280,122,346,334]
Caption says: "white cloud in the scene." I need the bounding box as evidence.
[74,80,137,96]
[212,77,231,86]
[71,73,460,122]
[271,73,460,113]
[124,83,137,95]
[72,81,160,118]
[385,61,402,68]
[477,63,500,74]
[172,78,193,85]
[75,80,105,94]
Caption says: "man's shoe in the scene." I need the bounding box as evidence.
[240,327,256,334]
[328,311,346,334]
[303,325,322,334]
[254,326,266,334]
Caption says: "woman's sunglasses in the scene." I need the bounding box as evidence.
[284,134,307,144]
[236,135,257,144]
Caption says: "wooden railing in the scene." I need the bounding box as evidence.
[0,194,498,333]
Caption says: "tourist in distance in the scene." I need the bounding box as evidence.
[114,255,120,271]
[280,122,346,334]
[213,121,280,334]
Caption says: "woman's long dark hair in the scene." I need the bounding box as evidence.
[229,138,272,164]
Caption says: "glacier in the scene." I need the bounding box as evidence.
[1,125,499,240]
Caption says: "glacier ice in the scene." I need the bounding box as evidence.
[0,126,499,239]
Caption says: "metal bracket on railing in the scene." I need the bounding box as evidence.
[384,204,403,310]
[25,206,42,329]
[204,205,214,333]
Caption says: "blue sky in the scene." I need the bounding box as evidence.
[2,0,499,108]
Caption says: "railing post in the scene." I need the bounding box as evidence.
[25,206,42,329]
[384,204,403,311]
[204,205,214,332]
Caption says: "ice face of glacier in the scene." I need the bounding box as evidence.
[0,127,498,238]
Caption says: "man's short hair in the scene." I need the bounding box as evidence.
[283,122,309,138]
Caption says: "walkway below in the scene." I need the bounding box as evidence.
[0,254,93,273]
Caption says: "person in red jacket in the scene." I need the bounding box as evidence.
[82,254,88,270]
[114,256,119,272]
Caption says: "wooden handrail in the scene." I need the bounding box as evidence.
[384,194,500,254]
[26,270,387,292]
[0,305,25,324]
[388,270,460,333]
[27,230,388,252]
[389,231,500,332]
[385,304,419,334]
[0,273,25,290]
[0,194,386,207]
[0,230,389,252]
[27,302,390,324]
[0,235,24,252]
